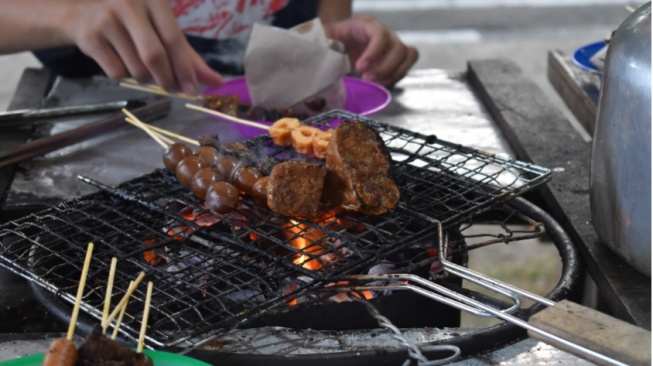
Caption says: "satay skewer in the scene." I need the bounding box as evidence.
[185,103,271,131]
[111,280,133,340]
[183,103,330,156]
[122,109,168,149]
[102,272,146,330]
[67,242,94,341]
[102,257,118,332]
[42,243,94,365]
[124,117,176,145]
[124,117,199,146]
[119,79,202,101]
[137,281,154,353]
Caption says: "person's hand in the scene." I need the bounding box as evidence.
[325,15,418,88]
[61,0,223,93]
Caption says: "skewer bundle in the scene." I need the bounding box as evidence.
[42,243,156,365]
[121,76,335,159]
[121,105,395,219]
[184,104,334,158]
[120,78,309,123]
[123,108,270,215]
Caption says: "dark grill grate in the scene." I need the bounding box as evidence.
[0,110,550,351]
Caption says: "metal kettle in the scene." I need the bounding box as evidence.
[590,2,651,276]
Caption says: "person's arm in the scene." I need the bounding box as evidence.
[0,1,70,53]
[319,1,418,88]
[318,0,352,24]
[0,0,222,93]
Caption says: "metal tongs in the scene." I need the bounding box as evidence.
[0,96,171,169]
[333,221,650,366]
[0,99,145,128]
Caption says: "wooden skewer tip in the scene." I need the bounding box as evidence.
[137,281,154,353]
[119,80,201,101]
[122,109,168,149]
[66,242,94,341]
[102,257,118,330]
[102,271,146,330]
[124,117,198,146]
[125,118,176,145]
[111,280,134,340]
[185,103,270,131]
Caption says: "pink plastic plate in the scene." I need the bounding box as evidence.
[202,77,391,137]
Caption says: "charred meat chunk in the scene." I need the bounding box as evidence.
[77,324,153,366]
[323,121,399,215]
[267,161,327,219]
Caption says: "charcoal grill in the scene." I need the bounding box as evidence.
[0,110,554,355]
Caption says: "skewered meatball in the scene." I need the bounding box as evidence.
[191,168,222,200]
[233,166,263,195]
[251,176,269,207]
[198,146,220,166]
[214,154,240,182]
[163,143,193,172]
[176,156,206,187]
[206,182,240,214]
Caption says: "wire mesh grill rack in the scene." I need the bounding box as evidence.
[0,110,551,351]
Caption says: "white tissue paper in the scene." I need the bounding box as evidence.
[244,18,351,115]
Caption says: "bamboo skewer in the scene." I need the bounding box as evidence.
[137,281,154,353]
[111,280,133,340]
[185,103,271,131]
[124,117,199,146]
[120,79,202,101]
[124,117,176,145]
[102,271,146,330]
[120,79,274,134]
[67,242,94,341]
[102,257,118,331]
[122,109,168,149]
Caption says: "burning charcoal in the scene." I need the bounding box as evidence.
[368,261,396,276]
[276,276,319,305]
[222,287,266,306]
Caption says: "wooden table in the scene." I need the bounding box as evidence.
[470,57,650,330]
